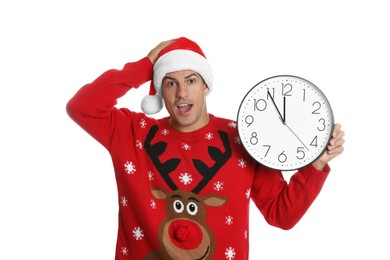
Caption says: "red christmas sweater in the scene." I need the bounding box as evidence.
[67,57,330,260]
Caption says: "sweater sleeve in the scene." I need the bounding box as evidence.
[251,163,330,230]
[66,57,153,149]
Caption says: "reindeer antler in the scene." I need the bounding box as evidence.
[192,130,231,194]
[145,125,181,190]
[145,126,231,193]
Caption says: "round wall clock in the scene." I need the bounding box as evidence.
[237,75,334,171]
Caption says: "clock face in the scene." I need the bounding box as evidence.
[237,75,334,171]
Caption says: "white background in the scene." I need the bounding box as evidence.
[1,0,389,259]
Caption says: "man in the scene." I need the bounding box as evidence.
[67,37,344,259]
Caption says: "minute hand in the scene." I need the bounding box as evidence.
[284,123,309,151]
[267,90,284,123]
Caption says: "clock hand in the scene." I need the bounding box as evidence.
[267,90,285,123]
[283,96,286,124]
[284,123,309,150]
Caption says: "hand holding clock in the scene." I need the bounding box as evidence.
[312,123,345,171]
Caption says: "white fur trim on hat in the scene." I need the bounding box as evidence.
[153,49,213,97]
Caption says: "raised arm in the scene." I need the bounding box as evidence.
[66,56,153,148]
[66,39,178,148]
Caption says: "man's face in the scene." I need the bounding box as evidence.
[162,70,209,132]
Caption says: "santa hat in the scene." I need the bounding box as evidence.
[141,37,213,115]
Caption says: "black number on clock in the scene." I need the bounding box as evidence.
[310,136,318,147]
[296,147,305,160]
[282,83,293,96]
[317,118,326,131]
[253,99,267,112]
[266,88,275,100]
[278,151,287,163]
[312,101,321,114]
[245,115,254,127]
[250,132,258,145]
[263,145,271,157]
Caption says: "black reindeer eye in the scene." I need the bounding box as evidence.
[173,200,184,213]
[187,202,198,216]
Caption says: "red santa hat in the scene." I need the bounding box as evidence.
[141,37,213,115]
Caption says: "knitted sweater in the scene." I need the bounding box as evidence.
[66,57,330,260]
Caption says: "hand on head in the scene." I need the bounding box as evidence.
[147,39,177,64]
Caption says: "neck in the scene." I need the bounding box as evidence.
[169,113,210,133]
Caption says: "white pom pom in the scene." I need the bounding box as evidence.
[141,95,163,115]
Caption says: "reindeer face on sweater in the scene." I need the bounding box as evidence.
[150,188,226,260]
[144,125,232,260]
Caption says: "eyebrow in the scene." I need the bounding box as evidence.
[163,76,177,82]
[163,72,199,82]
[184,73,198,79]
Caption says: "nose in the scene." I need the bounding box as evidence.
[168,219,203,250]
[176,85,188,98]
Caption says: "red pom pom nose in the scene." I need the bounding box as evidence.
[168,219,203,250]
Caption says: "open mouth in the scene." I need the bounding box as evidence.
[177,103,193,114]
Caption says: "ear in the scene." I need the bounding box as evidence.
[151,187,168,200]
[204,84,209,95]
[203,194,227,207]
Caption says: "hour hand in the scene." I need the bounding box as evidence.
[283,96,286,123]
[267,90,284,123]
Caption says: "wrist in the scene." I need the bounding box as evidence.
[312,160,327,171]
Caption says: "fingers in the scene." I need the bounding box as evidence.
[327,141,344,155]
[147,39,177,64]
[156,39,177,50]
[332,123,342,137]
[327,123,345,155]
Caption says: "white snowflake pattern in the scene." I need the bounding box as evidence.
[120,247,129,255]
[120,196,128,207]
[205,132,213,140]
[150,199,157,209]
[161,128,169,136]
[244,230,248,239]
[132,227,144,240]
[179,173,193,185]
[234,136,241,144]
[136,140,143,149]
[228,121,237,128]
[148,171,154,181]
[124,161,136,174]
[238,159,246,168]
[213,181,224,191]
[139,119,147,128]
[245,188,251,199]
[181,143,191,151]
[225,215,234,225]
[225,247,236,260]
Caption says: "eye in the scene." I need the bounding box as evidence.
[173,200,184,213]
[186,202,198,216]
[168,81,177,87]
[163,79,177,88]
[187,78,196,85]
